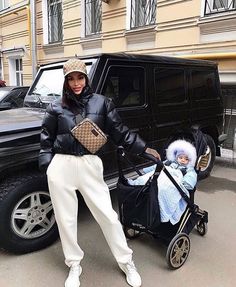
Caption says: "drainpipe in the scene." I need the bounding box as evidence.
[30,0,37,79]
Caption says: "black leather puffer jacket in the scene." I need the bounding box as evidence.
[39,93,147,171]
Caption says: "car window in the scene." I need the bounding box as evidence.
[191,70,218,100]
[101,65,145,107]
[24,60,96,108]
[154,67,186,105]
[3,88,28,108]
[33,68,64,101]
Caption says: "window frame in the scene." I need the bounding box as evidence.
[190,68,220,102]
[204,0,236,15]
[154,66,187,107]
[42,0,63,45]
[84,0,102,37]
[0,0,9,11]
[47,0,63,43]
[15,58,23,86]
[101,64,146,109]
[130,0,157,29]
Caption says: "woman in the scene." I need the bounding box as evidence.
[39,58,160,287]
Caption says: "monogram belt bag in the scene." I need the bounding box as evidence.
[71,118,107,154]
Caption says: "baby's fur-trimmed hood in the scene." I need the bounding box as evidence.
[166,139,197,167]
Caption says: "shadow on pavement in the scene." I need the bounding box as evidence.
[198,175,236,193]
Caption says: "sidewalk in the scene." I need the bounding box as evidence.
[0,154,235,287]
[216,147,236,167]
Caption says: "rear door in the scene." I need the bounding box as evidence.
[150,64,190,153]
[189,67,223,129]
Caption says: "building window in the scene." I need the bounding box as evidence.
[0,0,8,11]
[130,0,157,29]
[47,0,63,43]
[85,0,102,36]
[15,59,23,86]
[204,0,236,16]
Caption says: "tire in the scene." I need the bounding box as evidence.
[0,172,59,254]
[196,221,208,236]
[123,226,142,239]
[166,233,190,269]
[198,134,216,180]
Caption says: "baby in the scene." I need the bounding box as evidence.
[128,139,197,189]
[127,139,198,224]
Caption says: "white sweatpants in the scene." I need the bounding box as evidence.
[47,154,133,267]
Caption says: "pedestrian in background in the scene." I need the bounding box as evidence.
[0,79,6,87]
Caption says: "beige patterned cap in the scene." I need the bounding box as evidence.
[63,58,87,77]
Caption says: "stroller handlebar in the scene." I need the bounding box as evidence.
[141,152,164,172]
[117,146,164,172]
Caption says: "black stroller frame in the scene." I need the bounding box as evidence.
[116,130,209,269]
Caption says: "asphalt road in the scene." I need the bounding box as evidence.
[0,155,235,287]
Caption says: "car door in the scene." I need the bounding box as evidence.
[96,59,152,177]
[150,64,190,153]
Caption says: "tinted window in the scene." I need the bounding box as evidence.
[5,88,28,107]
[102,66,145,107]
[192,70,218,100]
[154,67,186,105]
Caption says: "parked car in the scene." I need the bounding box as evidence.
[0,53,226,255]
[0,86,29,111]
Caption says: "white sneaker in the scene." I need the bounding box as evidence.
[118,260,142,287]
[65,265,82,287]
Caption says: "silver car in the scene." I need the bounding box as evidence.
[0,86,29,111]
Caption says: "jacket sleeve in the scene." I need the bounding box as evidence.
[105,98,147,154]
[38,103,58,172]
[182,167,197,190]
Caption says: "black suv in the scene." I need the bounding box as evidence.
[0,53,226,254]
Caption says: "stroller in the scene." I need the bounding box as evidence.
[116,128,209,269]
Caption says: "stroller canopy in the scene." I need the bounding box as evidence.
[162,128,208,168]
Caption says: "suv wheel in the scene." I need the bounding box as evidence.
[198,134,216,180]
[0,172,58,254]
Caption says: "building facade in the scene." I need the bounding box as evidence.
[0,0,235,87]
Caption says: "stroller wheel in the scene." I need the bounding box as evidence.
[166,233,190,269]
[196,221,208,236]
[123,226,141,239]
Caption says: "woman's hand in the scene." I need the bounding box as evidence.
[145,147,161,160]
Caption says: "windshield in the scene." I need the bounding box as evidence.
[24,59,97,108]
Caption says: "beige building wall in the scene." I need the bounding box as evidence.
[0,0,32,85]
[0,0,235,86]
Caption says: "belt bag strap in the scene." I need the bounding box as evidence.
[75,113,84,124]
